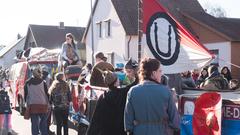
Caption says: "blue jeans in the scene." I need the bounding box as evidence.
[30,113,48,135]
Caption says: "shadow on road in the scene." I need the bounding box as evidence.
[13,107,87,134]
[0,129,19,135]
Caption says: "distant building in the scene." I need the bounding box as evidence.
[0,45,5,51]
[24,23,86,63]
[0,37,25,68]
[83,0,240,78]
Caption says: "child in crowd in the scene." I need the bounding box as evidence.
[122,58,138,86]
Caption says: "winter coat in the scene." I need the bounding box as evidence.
[165,74,183,94]
[24,77,49,114]
[124,81,180,135]
[181,77,196,89]
[87,79,138,135]
[200,71,229,90]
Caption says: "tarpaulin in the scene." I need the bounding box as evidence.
[193,92,222,135]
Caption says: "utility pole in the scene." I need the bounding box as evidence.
[91,0,95,65]
[138,0,143,63]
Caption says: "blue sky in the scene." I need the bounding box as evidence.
[0,0,239,45]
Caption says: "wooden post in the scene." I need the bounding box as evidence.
[138,0,143,63]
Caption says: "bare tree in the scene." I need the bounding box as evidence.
[204,4,227,18]
[208,6,227,17]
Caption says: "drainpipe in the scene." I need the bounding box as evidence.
[127,36,132,59]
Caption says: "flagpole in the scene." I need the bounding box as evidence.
[138,0,143,63]
[90,0,95,65]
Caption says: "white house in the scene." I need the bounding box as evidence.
[82,0,138,66]
[0,37,25,69]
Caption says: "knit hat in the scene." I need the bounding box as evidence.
[125,58,138,69]
[115,63,124,71]
[104,71,118,86]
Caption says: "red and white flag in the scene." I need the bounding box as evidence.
[142,0,213,74]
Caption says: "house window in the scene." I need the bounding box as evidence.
[104,19,111,37]
[96,21,102,38]
[106,52,114,65]
[209,49,219,66]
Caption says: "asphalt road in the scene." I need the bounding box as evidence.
[8,109,78,135]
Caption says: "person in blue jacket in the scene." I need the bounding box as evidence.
[124,57,180,135]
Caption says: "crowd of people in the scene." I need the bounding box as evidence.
[180,65,238,91]
[0,32,240,135]
[86,56,180,135]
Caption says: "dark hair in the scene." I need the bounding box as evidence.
[86,63,92,71]
[199,67,208,79]
[181,71,191,78]
[66,33,76,49]
[220,66,232,79]
[221,66,230,74]
[208,65,218,75]
[125,58,138,69]
[139,58,160,82]
[95,52,107,62]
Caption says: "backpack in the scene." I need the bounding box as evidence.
[51,90,70,109]
[0,90,12,114]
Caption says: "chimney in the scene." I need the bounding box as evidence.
[17,33,22,39]
[59,22,64,29]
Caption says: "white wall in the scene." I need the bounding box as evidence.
[86,0,129,66]
[125,36,138,62]
[0,39,24,69]
[204,42,231,69]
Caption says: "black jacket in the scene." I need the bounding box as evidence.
[87,79,138,135]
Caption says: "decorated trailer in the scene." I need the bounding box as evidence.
[180,91,240,135]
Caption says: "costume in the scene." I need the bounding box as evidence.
[124,81,180,135]
[60,43,80,68]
